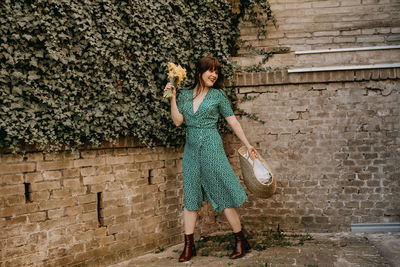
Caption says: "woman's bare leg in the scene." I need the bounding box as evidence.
[179,208,198,261]
[183,207,199,234]
[224,207,250,259]
[223,207,242,233]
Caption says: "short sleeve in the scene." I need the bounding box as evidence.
[176,91,184,114]
[219,90,234,117]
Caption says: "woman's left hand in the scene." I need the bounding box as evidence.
[247,145,259,160]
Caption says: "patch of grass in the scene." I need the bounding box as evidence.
[194,225,314,257]
[154,247,164,254]
[200,247,213,256]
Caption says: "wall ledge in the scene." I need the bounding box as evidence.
[230,67,400,87]
[295,45,400,55]
[288,63,400,73]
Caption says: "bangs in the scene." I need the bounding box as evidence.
[207,59,221,72]
[200,57,221,73]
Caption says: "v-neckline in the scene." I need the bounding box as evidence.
[192,89,210,115]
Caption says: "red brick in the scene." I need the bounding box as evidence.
[260,72,269,85]
[44,152,64,161]
[252,72,261,85]
[83,174,113,185]
[74,158,105,168]
[30,190,50,202]
[89,184,106,193]
[103,206,131,218]
[112,164,127,173]
[140,161,164,170]
[3,174,24,185]
[106,155,136,165]
[235,73,245,86]
[0,184,24,196]
[82,203,97,213]
[39,216,76,230]
[370,69,380,80]
[81,211,97,222]
[135,154,159,163]
[80,150,98,159]
[158,153,180,160]
[42,170,62,180]
[39,197,75,210]
[62,168,80,177]
[97,166,113,174]
[37,160,73,171]
[0,163,35,175]
[282,71,289,84]
[0,153,24,163]
[51,189,71,199]
[77,194,97,204]
[379,69,391,79]
[115,171,142,181]
[24,172,44,183]
[25,152,44,161]
[80,166,96,176]
[5,195,25,206]
[31,181,61,191]
[48,208,64,219]
[62,178,81,189]
[65,205,83,216]
[28,211,47,222]
[0,203,39,217]
[396,68,400,78]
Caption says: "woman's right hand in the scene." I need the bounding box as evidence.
[165,82,184,126]
[164,82,176,99]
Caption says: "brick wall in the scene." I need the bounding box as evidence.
[0,141,185,266]
[202,68,399,234]
[1,68,399,265]
[241,0,400,52]
[237,0,400,68]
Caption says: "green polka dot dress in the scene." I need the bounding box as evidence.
[177,88,247,212]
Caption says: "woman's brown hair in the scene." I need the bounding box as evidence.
[193,56,224,99]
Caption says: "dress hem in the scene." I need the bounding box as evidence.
[184,196,247,213]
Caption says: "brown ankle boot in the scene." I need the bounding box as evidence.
[178,233,196,262]
[229,230,251,259]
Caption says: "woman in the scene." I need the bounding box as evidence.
[164,57,258,262]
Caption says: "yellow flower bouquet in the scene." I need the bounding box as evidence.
[163,62,187,98]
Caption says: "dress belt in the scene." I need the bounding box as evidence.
[187,126,216,129]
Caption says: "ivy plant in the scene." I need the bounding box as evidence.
[0,0,273,153]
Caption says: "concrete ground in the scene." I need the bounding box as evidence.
[111,232,400,267]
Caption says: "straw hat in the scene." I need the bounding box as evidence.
[238,146,276,198]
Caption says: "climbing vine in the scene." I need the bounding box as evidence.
[0,0,274,153]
